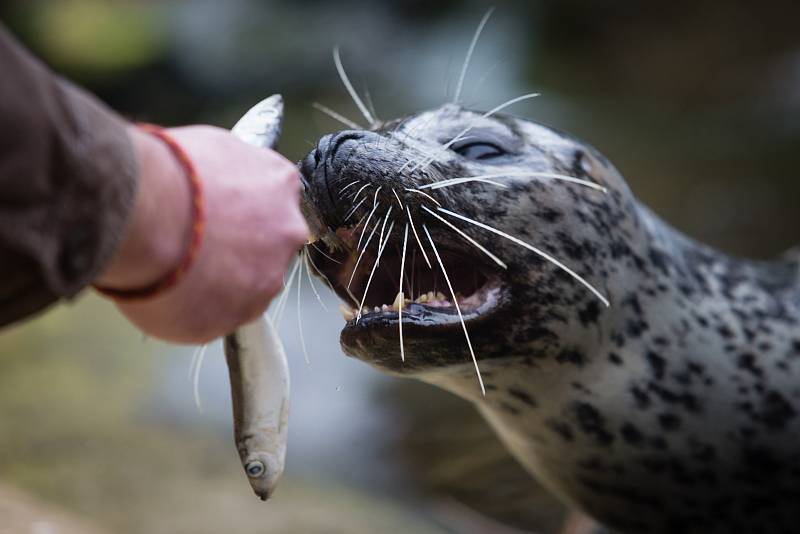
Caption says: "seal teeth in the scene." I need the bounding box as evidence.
[392,292,406,311]
[434,291,447,301]
[417,293,429,303]
[338,303,355,322]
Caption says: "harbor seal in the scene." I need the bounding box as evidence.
[301,102,800,533]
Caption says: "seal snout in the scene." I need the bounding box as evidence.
[300,129,382,229]
[308,129,371,175]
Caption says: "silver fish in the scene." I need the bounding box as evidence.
[225,95,290,500]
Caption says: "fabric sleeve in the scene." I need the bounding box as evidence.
[0,24,139,328]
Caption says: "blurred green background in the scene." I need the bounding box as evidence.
[1,1,799,532]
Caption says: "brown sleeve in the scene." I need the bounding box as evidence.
[0,25,139,328]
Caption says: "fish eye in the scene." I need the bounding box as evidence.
[451,140,506,160]
[245,460,266,478]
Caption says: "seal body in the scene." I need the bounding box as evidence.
[301,103,800,533]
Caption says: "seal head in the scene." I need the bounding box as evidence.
[302,103,800,534]
[303,103,619,375]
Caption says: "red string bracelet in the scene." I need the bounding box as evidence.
[94,124,205,300]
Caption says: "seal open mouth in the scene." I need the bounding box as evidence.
[298,127,514,341]
[298,111,610,381]
[306,223,507,334]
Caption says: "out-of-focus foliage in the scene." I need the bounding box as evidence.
[20,0,167,74]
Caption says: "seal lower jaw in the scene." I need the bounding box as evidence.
[341,280,506,330]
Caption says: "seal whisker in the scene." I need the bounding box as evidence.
[398,223,409,362]
[272,259,298,324]
[363,85,380,126]
[421,205,507,269]
[404,188,441,206]
[465,59,505,107]
[191,343,209,413]
[343,196,368,222]
[296,256,311,365]
[406,205,432,268]
[413,93,540,172]
[421,172,608,193]
[400,113,437,143]
[357,217,395,322]
[409,133,477,172]
[188,344,204,382]
[351,209,371,235]
[473,92,542,121]
[333,47,377,127]
[392,188,404,209]
[404,135,474,172]
[312,102,363,130]
[310,242,342,264]
[272,258,301,328]
[423,224,486,396]
[348,222,381,289]
[371,205,393,249]
[349,183,372,202]
[438,207,610,306]
[303,249,328,311]
[338,180,362,197]
[398,159,411,173]
[396,115,443,171]
[453,7,495,104]
[398,118,469,171]
[357,202,381,250]
[421,177,507,189]
[305,244,352,307]
[390,117,410,137]
[349,206,393,289]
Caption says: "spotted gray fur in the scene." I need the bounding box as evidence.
[302,103,800,534]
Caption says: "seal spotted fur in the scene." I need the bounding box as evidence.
[301,102,800,533]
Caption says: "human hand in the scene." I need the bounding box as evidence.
[95,125,308,344]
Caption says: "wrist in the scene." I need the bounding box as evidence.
[95,125,192,291]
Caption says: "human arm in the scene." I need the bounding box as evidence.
[0,24,137,327]
[0,25,308,342]
[95,125,308,344]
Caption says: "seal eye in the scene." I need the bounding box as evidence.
[452,141,506,161]
[245,460,266,478]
